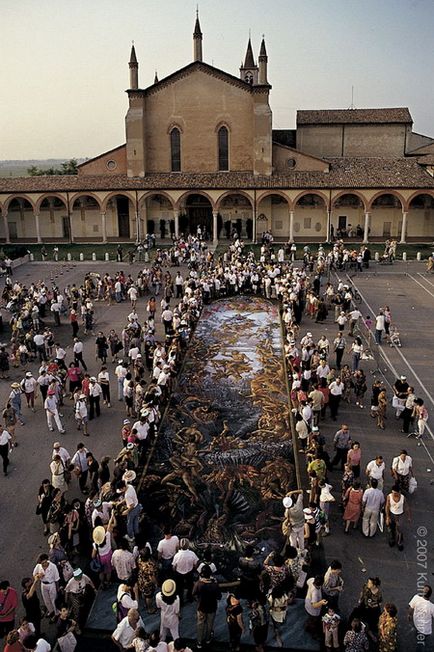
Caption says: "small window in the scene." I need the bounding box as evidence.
[170,128,181,172]
[218,126,229,171]
[304,218,312,229]
[287,158,296,169]
[106,160,117,171]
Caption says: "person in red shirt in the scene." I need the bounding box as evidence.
[3,629,22,652]
[0,580,18,639]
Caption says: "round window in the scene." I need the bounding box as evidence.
[106,160,117,171]
[287,158,296,169]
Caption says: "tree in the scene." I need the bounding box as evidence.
[27,158,78,176]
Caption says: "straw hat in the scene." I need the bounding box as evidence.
[123,470,136,483]
[162,579,176,597]
[11,382,21,389]
[92,526,106,545]
[282,496,293,509]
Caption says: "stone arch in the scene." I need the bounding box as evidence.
[176,190,216,212]
[139,191,175,210]
[367,190,405,212]
[257,190,291,208]
[101,191,136,213]
[406,190,434,211]
[293,190,328,208]
[332,191,367,211]
[36,193,68,213]
[3,194,36,212]
[69,192,102,211]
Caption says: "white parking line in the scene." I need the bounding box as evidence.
[345,274,434,457]
[417,272,434,290]
[407,274,434,300]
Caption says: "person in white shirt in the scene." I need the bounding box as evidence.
[348,308,362,336]
[73,338,87,371]
[112,609,144,651]
[21,372,38,411]
[98,366,111,407]
[44,390,65,434]
[115,362,128,401]
[127,286,138,308]
[117,476,141,541]
[88,377,102,420]
[172,538,198,604]
[0,428,13,476]
[52,442,70,467]
[54,345,67,370]
[33,333,47,362]
[157,530,179,576]
[21,635,51,652]
[408,585,434,636]
[32,555,60,617]
[112,541,136,582]
[391,450,413,493]
[365,456,385,490]
[74,394,89,435]
[375,311,386,344]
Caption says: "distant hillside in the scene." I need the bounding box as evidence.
[0,159,87,178]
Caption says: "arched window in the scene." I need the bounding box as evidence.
[170,128,181,172]
[218,126,229,171]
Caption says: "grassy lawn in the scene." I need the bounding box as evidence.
[216,242,434,260]
[0,243,172,261]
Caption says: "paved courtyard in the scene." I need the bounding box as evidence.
[0,259,433,650]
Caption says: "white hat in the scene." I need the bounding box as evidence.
[123,419,130,425]
[307,332,312,337]
[90,376,96,382]
[79,394,86,400]
[73,568,83,578]
[26,371,33,377]
[312,426,319,432]
[303,508,314,520]
[123,470,136,483]
[400,375,406,380]
[282,496,293,509]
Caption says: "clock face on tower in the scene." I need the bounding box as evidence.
[244,71,253,85]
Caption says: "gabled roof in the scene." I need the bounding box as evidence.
[77,144,126,168]
[297,108,412,125]
[130,60,254,96]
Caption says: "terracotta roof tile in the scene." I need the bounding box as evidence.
[297,108,412,125]
[1,158,433,196]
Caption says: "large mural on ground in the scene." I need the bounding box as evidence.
[143,297,295,574]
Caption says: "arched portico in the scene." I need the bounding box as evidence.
[139,192,176,241]
[104,193,136,242]
[407,193,434,240]
[216,192,254,240]
[257,192,291,241]
[369,193,404,240]
[293,192,328,241]
[39,196,70,242]
[71,195,103,242]
[5,197,35,241]
[331,193,367,241]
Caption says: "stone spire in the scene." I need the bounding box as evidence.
[244,38,255,68]
[154,71,159,84]
[258,37,269,85]
[239,35,258,84]
[193,9,203,62]
[129,43,138,90]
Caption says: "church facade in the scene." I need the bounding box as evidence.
[1,15,434,245]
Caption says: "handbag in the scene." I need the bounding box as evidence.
[409,477,418,494]
[58,631,77,652]
[90,553,102,573]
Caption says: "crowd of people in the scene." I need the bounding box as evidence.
[0,235,433,652]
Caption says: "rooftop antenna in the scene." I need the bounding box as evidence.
[348,85,356,110]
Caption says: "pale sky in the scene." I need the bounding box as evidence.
[1,0,433,159]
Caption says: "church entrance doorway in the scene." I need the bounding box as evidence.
[184,194,212,238]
